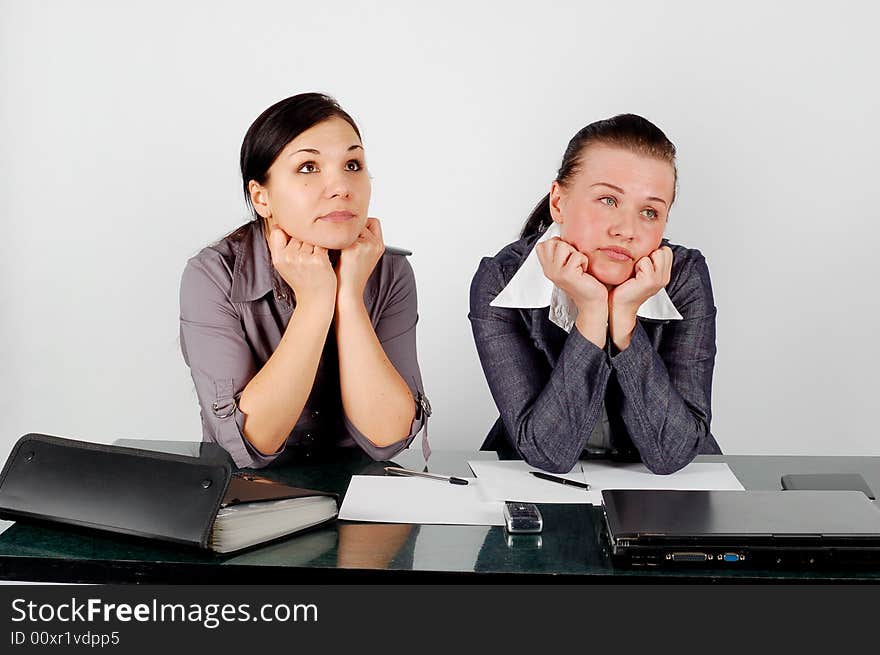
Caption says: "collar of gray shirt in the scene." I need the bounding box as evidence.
[228,219,282,303]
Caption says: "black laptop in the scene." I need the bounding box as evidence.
[602,489,880,569]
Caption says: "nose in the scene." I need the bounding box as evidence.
[608,209,636,240]
[324,169,351,200]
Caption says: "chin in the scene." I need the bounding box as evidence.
[315,235,359,250]
[310,224,361,250]
[591,264,634,287]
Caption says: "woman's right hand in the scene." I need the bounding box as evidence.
[536,237,608,312]
[268,227,337,313]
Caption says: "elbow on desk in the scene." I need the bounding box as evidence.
[527,450,691,476]
[641,456,688,476]
[532,458,578,475]
[640,440,704,475]
[363,431,410,449]
[516,441,580,475]
[344,413,414,461]
[358,414,415,450]
[350,400,418,452]
[509,419,582,474]
[360,434,411,462]
[637,415,715,475]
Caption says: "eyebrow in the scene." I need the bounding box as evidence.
[591,182,668,207]
[289,144,364,156]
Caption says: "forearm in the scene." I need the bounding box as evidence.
[612,323,713,474]
[238,302,333,456]
[508,308,608,471]
[609,304,637,351]
[335,293,416,447]
[574,300,608,349]
[491,328,612,473]
[471,258,609,472]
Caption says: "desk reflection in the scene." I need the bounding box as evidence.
[336,523,414,569]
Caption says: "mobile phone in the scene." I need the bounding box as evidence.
[503,501,543,534]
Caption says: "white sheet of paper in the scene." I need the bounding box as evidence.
[468,460,744,504]
[338,475,505,525]
[467,460,600,504]
[579,461,745,492]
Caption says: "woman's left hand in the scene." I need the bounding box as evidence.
[336,217,385,303]
[609,245,674,314]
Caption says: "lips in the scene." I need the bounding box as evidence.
[318,211,356,223]
[599,246,634,262]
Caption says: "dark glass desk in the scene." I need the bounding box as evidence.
[2,441,880,583]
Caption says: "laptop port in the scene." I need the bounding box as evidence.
[669,552,708,562]
[722,553,740,562]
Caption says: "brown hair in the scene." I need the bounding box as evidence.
[521,114,677,237]
[240,92,361,219]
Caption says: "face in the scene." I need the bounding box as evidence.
[549,144,675,286]
[249,117,370,249]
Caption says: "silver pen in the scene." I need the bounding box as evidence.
[384,466,469,486]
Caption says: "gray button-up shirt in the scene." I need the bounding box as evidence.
[179,219,428,468]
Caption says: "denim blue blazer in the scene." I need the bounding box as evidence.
[468,231,722,474]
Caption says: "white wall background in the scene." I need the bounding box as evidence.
[2,0,878,463]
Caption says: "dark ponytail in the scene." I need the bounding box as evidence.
[520,193,553,240]
[520,114,677,238]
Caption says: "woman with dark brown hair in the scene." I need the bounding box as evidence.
[180,93,430,468]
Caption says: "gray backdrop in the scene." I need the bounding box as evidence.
[2,0,878,469]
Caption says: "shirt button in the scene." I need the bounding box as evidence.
[311,410,320,420]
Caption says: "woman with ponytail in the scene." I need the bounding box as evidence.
[468,114,720,474]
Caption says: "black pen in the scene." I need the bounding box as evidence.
[384,466,469,486]
[529,471,591,490]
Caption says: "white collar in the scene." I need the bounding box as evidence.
[489,223,683,332]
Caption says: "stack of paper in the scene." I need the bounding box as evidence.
[211,496,338,553]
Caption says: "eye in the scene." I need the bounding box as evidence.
[345,159,363,172]
[599,196,617,207]
[641,208,659,220]
[297,162,318,174]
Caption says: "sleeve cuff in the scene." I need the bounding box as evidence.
[212,398,287,469]
[343,399,427,461]
[568,322,613,370]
